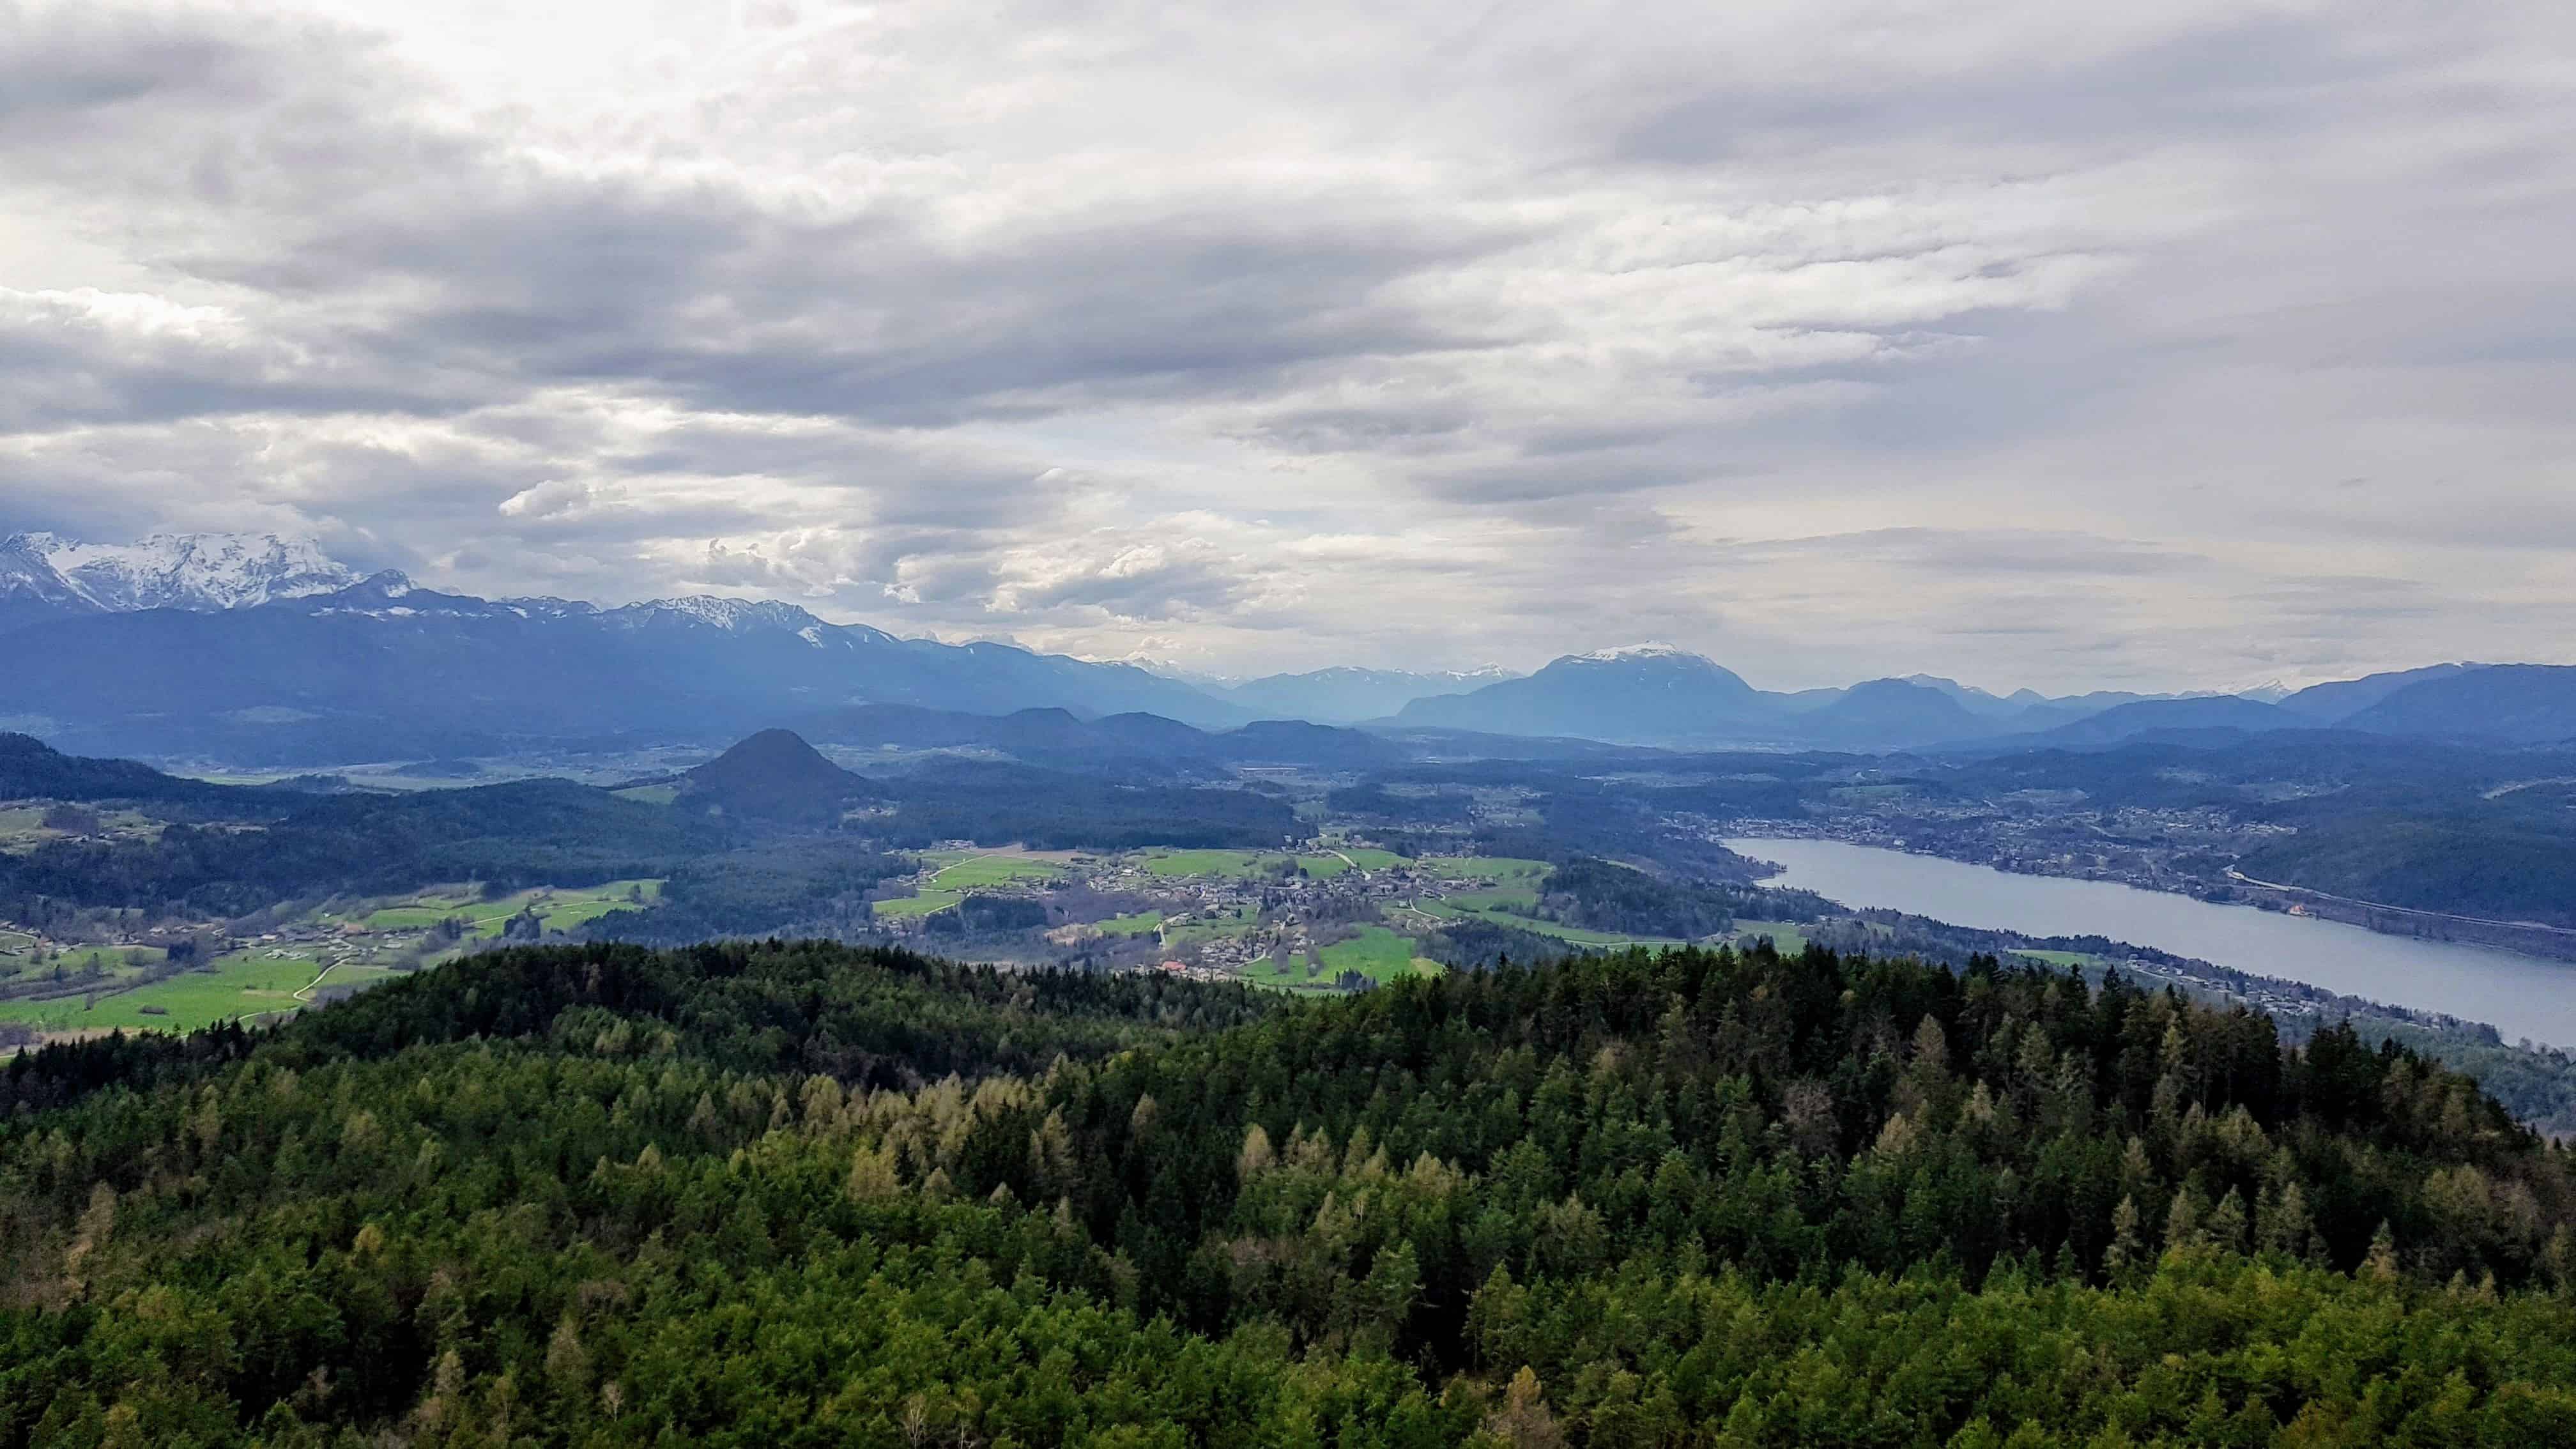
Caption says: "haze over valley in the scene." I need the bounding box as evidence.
[8,0,2576,1439]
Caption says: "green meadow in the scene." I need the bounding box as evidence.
[928,854,1068,889]
[1092,910,1165,937]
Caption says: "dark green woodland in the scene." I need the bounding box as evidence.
[7,939,2576,1445]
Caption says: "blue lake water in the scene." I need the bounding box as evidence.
[1725,836,2576,1047]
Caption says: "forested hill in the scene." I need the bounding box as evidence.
[8,940,2576,1444]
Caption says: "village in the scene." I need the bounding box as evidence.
[866,841,1565,991]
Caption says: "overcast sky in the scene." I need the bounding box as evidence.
[3,0,2570,690]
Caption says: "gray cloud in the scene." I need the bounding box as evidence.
[0,0,2569,690]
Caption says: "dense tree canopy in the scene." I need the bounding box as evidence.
[4,940,2575,1445]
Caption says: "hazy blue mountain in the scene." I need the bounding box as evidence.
[1224,718,1406,767]
[2280,663,2487,723]
[795,701,1401,770]
[1802,678,1993,749]
[0,572,1245,763]
[1210,665,1517,723]
[1390,644,1787,745]
[1377,649,2205,750]
[1896,675,2035,720]
[2342,664,2576,744]
[2022,694,2305,749]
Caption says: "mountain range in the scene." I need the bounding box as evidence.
[2,531,2568,762]
[0,531,359,633]
[1394,647,2570,753]
[0,567,1246,763]
[1193,664,1519,724]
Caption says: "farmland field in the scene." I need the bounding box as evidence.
[1141,849,1276,878]
[1317,925,1441,982]
[351,881,661,939]
[1728,919,1811,953]
[0,880,667,1039]
[0,807,51,847]
[0,949,392,1033]
[1419,855,1549,884]
[1407,898,1679,949]
[928,854,1068,889]
[1296,847,1406,878]
[871,891,960,919]
[1140,848,1391,880]
[1092,910,1164,936]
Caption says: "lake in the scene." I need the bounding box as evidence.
[1726,836,2576,1047]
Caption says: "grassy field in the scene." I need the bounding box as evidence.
[612,784,680,804]
[1418,856,1551,885]
[1435,885,1544,912]
[349,882,661,939]
[1167,905,1261,946]
[1407,898,1680,949]
[2014,948,2099,969]
[1728,920,1811,954]
[0,806,51,848]
[0,948,392,1032]
[1239,925,1440,993]
[0,880,666,1040]
[0,806,164,854]
[1318,925,1442,981]
[1239,954,1331,991]
[1296,848,1406,878]
[1140,849,1278,878]
[0,944,169,981]
[929,854,1068,889]
[1140,848,1402,881]
[867,853,1070,919]
[1092,910,1165,937]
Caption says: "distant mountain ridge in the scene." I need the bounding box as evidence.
[2342,665,2576,745]
[1379,646,2576,753]
[793,702,1403,770]
[0,569,1251,764]
[2279,664,2487,723]
[1393,644,1781,743]
[1200,665,1519,723]
[4,533,2566,760]
[1389,647,2090,749]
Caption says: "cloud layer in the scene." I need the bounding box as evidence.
[3,0,2570,689]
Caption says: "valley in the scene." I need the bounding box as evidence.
[10,0,2572,1427]
[8,540,2576,1442]
[0,880,662,1038]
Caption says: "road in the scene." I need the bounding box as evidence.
[2223,868,2576,937]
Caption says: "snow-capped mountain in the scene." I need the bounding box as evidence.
[1568,641,1697,664]
[600,596,871,636]
[0,531,362,631]
[0,571,1253,763]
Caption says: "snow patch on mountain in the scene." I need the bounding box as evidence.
[11,532,362,611]
[605,597,827,632]
[1569,642,1700,664]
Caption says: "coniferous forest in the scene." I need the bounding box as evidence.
[6,940,2576,1445]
